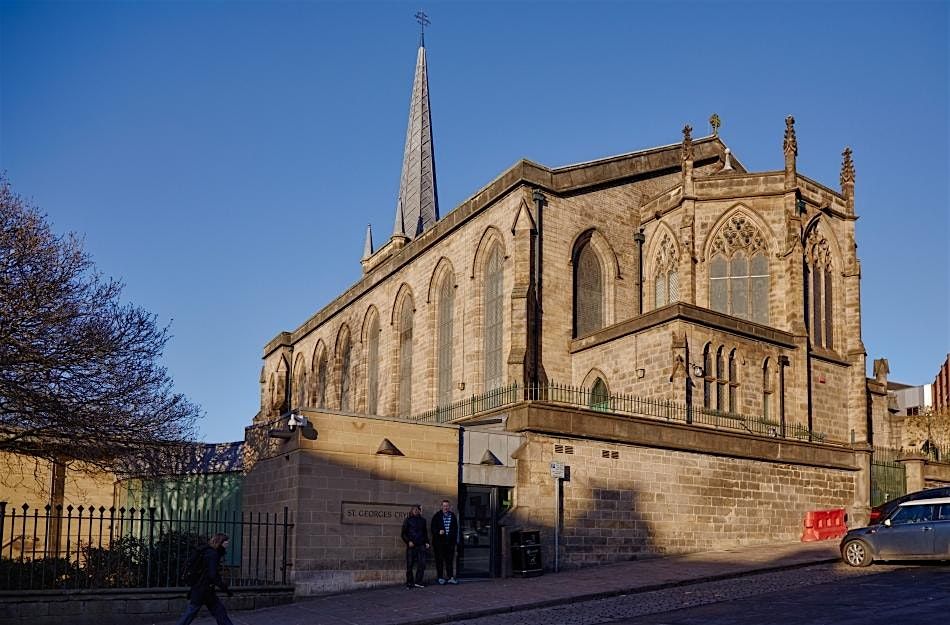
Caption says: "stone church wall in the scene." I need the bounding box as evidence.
[243,411,458,594]
[511,431,855,569]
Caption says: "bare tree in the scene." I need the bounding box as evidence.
[903,406,950,459]
[0,175,200,473]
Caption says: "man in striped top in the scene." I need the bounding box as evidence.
[430,499,460,584]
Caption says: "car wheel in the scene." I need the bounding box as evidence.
[842,540,872,567]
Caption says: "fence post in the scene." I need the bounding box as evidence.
[146,507,156,587]
[281,506,289,585]
[0,502,5,555]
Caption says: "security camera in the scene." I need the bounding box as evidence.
[287,411,308,432]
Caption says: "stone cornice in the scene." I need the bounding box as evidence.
[505,402,860,471]
[810,347,851,367]
[570,302,797,353]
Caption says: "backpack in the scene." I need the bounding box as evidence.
[180,546,207,586]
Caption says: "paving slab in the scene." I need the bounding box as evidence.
[158,540,841,625]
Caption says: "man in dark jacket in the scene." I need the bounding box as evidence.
[176,533,234,625]
[401,505,430,588]
[430,499,460,584]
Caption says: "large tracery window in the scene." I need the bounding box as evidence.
[573,239,604,337]
[653,232,680,309]
[805,229,835,350]
[437,275,455,407]
[366,314,380,415]
[398,297,414,416]
[708,214,770,324]
[484,246,504,392]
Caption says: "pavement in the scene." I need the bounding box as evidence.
[174,540,842,625]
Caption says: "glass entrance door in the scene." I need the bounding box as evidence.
[457,485,512,578]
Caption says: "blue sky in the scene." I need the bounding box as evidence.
[2,1,947,443]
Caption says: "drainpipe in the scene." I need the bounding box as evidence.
[634,228,645,315]
[779,355,790,438]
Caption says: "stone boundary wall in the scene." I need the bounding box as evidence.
[0,586,294,625]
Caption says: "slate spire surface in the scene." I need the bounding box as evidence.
[392,36,439,239]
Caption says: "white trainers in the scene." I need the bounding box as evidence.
[437,578,446,585]
[448,577,458,585]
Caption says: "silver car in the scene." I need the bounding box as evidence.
[841,496,950,567]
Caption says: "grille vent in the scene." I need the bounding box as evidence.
[554,444,575,455]
[601,449,619,459]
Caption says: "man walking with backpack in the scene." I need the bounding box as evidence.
[176,533,235,625]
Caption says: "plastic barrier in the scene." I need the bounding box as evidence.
[801,508,848,542]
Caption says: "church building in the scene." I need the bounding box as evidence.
[243,31,887,594]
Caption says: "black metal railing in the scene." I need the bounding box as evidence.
[0,503,293,591]
[410,381,828,443]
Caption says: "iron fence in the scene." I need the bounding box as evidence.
[411,381,829,443]
[870,447,907,506]
[0,502,293,591]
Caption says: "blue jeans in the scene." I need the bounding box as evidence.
[176,590,234,625]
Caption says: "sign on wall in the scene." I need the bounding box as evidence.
[340,501,414,525]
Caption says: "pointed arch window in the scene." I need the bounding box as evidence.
[708,214,770,323]
[715,346,726,412]
[484,246,504,392]
[805,230,835,350]
[653,232,679,309]
[293,357,307,410]
[367,315,380,415]
[315,351,328,409]
[339,335,352,412]
[703,344,713,409]
[437,275,455,407]
[728,349,738,413]
[398,297,414,416]
[762,358,772,420]
[574,239,604,337]
[590,378,609,412]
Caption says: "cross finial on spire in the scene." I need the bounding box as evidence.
[840,147,855,187]
[709,113,721,136]
[415,10,430,45]
[783,115,797,156]
[681,124,693,161]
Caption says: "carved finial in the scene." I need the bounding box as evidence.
[681,124,693,161]
[783,115,797,156]
[709,113,721,136]
[840,147,855,187]
[362,223,374,260]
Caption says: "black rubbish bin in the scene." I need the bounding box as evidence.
[510,530,542,577]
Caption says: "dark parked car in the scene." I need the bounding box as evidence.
[869,486,950,524]
[841,497,950,567]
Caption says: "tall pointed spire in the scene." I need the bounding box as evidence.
[393,14,439,240]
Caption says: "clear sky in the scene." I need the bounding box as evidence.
[2,1,948,443]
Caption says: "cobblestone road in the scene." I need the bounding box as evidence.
[457,563,947,625]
